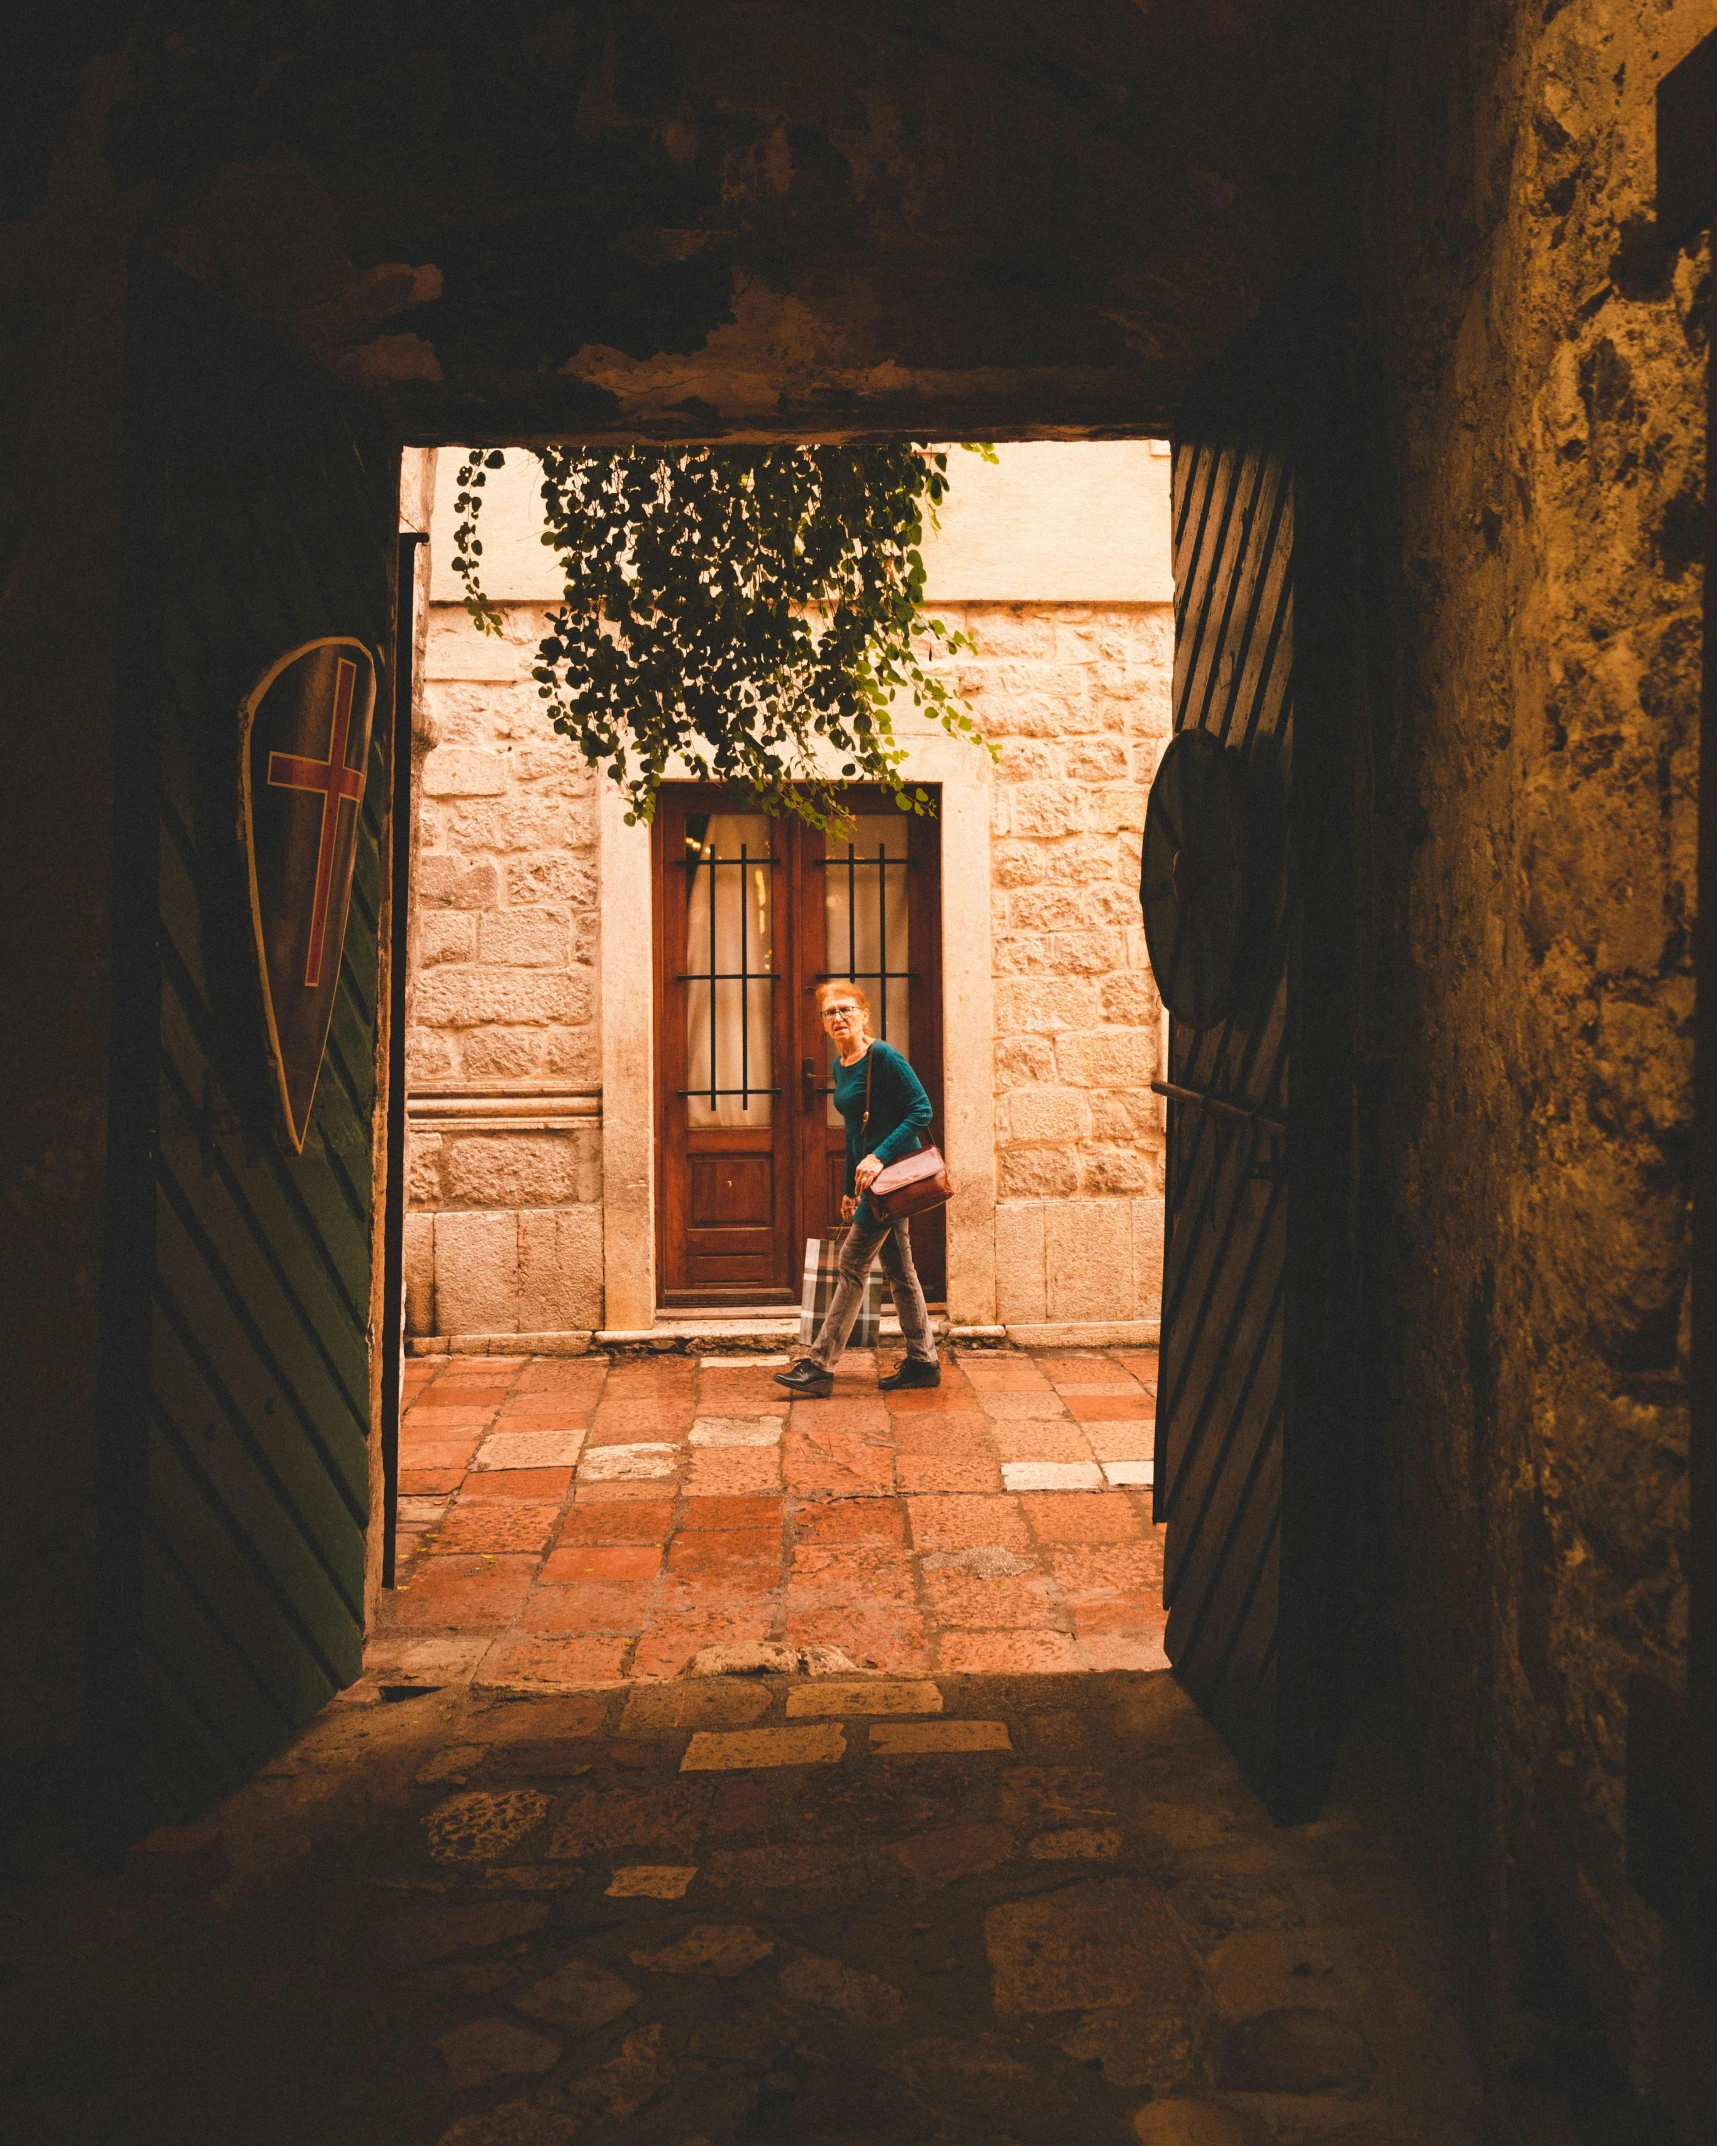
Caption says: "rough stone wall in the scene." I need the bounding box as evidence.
[1371,0,1715,2124]
[955,600,1172,1329]
[402,613,604,1338]
[407,588,1170,1340]
[72,2,1374,445]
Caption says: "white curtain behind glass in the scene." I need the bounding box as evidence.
[824,816,910,1127]
[685,815,775,1128]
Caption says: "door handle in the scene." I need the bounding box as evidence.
[801,1056,816,1114]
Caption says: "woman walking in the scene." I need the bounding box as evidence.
[775,980,942,1397]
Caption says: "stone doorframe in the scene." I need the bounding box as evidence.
[598,730,998,1333]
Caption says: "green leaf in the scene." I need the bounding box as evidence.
[450,442,992,824]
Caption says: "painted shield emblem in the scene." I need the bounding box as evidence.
[241,638,379,1150]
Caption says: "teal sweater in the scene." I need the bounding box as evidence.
[832,1040,933,1227]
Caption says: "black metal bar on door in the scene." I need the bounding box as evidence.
[686,837,777,1112]
[824,840,910,1043]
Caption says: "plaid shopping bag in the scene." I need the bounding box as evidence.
[799,1231,887,1351]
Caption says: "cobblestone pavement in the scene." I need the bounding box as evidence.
[4,1673,1483,2145]
[374,1348,1167,1692]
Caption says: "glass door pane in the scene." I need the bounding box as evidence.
[684,813,775,1128]
[823,817,911,1125]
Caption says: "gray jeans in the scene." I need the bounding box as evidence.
[808,1214,938,1370]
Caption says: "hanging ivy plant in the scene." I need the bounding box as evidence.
[451,443,997,830]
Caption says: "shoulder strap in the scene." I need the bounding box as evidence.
[860,1044,874,1143]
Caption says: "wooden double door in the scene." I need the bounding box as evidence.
[654,786,944,1306]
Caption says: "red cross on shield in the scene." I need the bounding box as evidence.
[241,638,380,1150]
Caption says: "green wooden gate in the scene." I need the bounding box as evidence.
[91,264,394,1839]
[1152,294,1357,1824]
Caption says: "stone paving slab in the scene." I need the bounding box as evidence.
[383,1347,1166,1688]
[2,1672,1485,2145]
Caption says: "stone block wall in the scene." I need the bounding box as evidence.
[404,612,604,1337]
[950,599,1172,1330]
[1370,0,1715,2125]
[406,587,1171,1342]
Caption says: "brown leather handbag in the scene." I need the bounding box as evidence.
[858,1048,952,1222]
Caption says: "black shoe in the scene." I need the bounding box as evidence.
[878,1357,941,1392]
[774,1359,834,1396]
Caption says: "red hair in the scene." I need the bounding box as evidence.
[815,978,873,1032]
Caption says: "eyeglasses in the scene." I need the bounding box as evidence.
[821,1002,861,1022]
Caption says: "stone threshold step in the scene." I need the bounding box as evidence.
[653,1304,951,1324]
[406,1321,931,1357]
[653,1312,797,1342]
[599,1313,949,1355]
[656,1305,800,1321]
[405,1316,1150,1359]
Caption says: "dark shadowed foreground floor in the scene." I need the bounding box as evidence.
[2,1673,1482,2146]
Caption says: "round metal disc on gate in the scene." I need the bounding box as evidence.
[1139,729,1249,1029]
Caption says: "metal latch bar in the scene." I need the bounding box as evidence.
[1151,1079,1287,1138]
